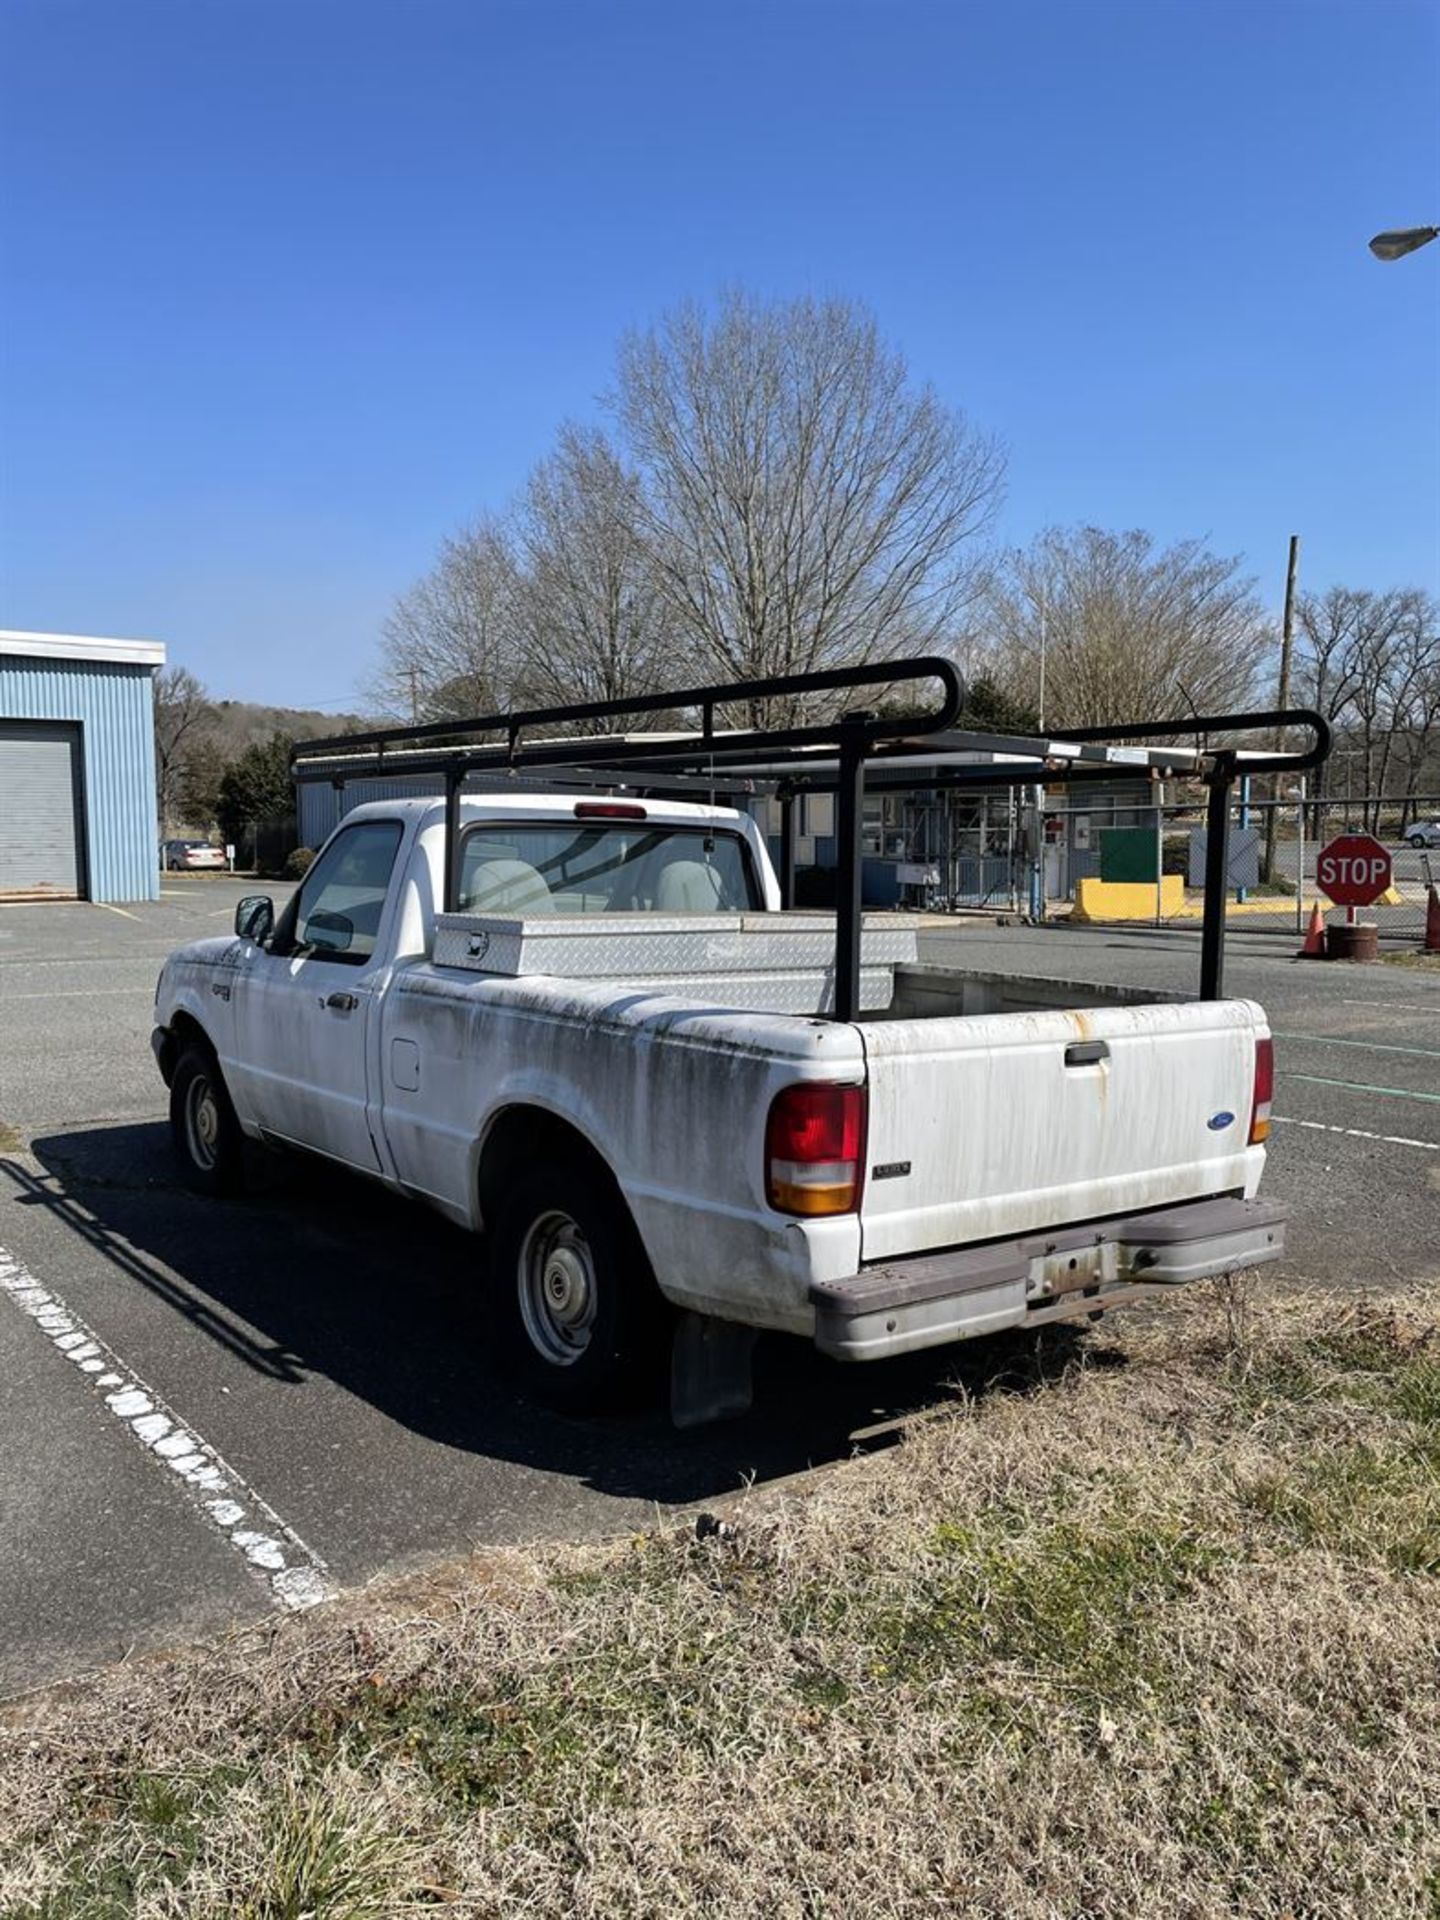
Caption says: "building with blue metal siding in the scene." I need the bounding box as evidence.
[0,631,166,904]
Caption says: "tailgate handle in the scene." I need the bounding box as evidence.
[1064,1040,1109,1067]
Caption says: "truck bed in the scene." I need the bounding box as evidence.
[422,908,1263,1278]
[429,909,1182,1024]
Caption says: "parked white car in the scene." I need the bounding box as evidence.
[151,791,1285,1421]
[1403,820,1440,849]
[162,839,227,871]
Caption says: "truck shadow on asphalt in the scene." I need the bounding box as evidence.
[6,1125,1117,1510]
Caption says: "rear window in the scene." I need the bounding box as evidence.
[457,824,757,916]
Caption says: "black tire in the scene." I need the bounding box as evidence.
[169,1043,246,1197]
[489,1159,669,1415]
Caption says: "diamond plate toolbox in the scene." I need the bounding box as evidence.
[431,910,918,986]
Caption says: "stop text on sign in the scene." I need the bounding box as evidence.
[1315,834,1392,907]
[1320,853,1387,885]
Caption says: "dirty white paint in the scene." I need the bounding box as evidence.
[1271,1115,1440,1153]
[859,995,1269,1263]
[0,1245,330,1613]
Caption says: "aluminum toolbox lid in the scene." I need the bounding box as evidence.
[432,910,919,978]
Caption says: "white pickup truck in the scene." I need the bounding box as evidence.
[152,791,1284,1419]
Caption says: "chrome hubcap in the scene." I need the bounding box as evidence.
[185,1076,219,1171]
[518,1211,597,1366]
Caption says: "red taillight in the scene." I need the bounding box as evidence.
[1250,1036,1273,1144]
[574,802,647,820]
[765,1083,866,1216]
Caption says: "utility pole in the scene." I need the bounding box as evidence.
[405,665,421,725]
[1263,534,1300,881]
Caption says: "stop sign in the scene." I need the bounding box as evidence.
[1316,833,1392,907]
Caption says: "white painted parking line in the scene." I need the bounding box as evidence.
[0,952,180,968]
[0,1245,330,1612]
[1279,1071,1440,1106]
[1275,1031,1440,1059]
[0,988,147,1002]
[1271,1116,1440,1153]
[1336,998,1440,1015]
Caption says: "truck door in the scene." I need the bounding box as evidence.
[229,819,403,1171]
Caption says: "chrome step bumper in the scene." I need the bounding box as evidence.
[811,1196,1286,1361]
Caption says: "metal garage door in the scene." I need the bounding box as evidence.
[0,720,86,898]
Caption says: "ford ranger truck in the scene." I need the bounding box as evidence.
[152,794,1284,1419]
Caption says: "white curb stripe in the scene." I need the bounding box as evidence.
[0,1244,331,1613]
[1271,1115,1440,1153]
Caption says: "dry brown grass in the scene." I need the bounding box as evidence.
[2,1282,1438,1919]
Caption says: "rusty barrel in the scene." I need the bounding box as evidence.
[1325,921,1379,963]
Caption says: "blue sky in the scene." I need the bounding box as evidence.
[2,0,1437,707]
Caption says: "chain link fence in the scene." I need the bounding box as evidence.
[1039,792,1438,941]
[870,784,1438,944]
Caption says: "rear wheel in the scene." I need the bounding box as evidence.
[489,1160,668,1414]
[169,1044,245,1196]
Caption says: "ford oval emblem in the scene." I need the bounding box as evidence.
[1207,1110,1236,1132]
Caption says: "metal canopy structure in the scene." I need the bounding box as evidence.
[292,657,1331,1015]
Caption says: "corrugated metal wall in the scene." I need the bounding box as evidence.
[0,654,159,902]
[299,775,443,850]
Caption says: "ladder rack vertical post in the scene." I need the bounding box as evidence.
[778,789,797,910]
[834,722,867,1022]
[1200,753,1236,1000]
[443,772,462,914]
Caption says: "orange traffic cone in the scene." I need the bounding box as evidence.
[1425,885,1440,954]
[1297,903,1326,958]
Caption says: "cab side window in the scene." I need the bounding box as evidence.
[293,822,403,964]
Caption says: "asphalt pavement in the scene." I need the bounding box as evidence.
[1,878,1436,1698]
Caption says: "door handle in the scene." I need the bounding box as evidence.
[323,991,359,1012]
[1064,1039,1109,1067]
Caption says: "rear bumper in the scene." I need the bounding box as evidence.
[811,1195,1286,1361]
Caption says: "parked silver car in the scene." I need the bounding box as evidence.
[162,839,227,871]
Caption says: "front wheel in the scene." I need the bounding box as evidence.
[489,1162,669,1414]
[169,1044,246,1196]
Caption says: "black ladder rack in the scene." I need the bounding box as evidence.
[291,658,1331,1014]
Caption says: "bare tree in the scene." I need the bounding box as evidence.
[1293,586,1440,826]
[510,425,668,729]
[1392,622,1440,821]
[368,517,520,722]
[153,666,216,834]
[613,290,1005,720]
[980,528,1270,731]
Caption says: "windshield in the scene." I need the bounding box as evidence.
[457,823,757,915]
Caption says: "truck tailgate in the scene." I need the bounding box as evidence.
[859,999,1266,1261]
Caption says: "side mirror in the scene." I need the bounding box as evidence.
[306,908,354,953]
[235,895,275,945]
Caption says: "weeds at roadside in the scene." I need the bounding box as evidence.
[3,1282,1438,1919]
